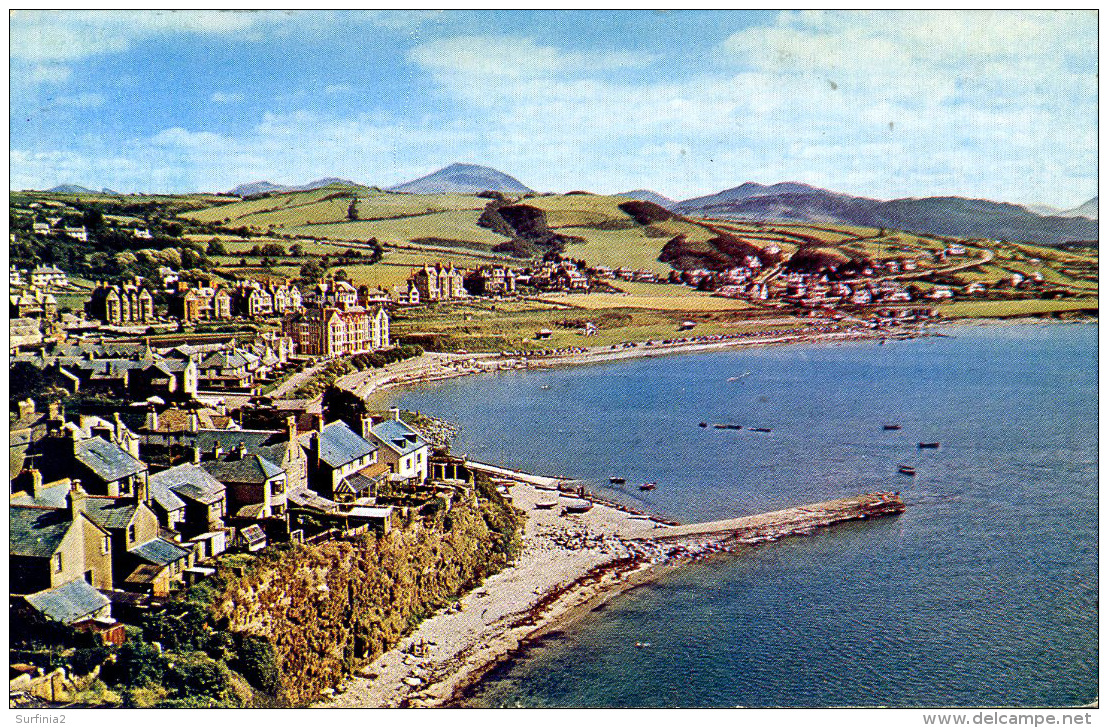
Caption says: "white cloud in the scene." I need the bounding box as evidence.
[324,84,356,95]
[210,91,245,103]
[409,35,653,80]
[25,63,72,84]
[10,10,277,63]
[362,10,445,32]
[52,92,105,109]
[401,14,1096,206]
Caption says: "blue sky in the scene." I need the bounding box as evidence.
[9,10,1098,207]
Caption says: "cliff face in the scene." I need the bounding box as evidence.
[208,499,521,706]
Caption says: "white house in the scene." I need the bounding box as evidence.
[367,411,429,483]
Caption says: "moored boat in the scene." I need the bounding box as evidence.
[918,442,940,449]
[639,482,657,491]
[898,465,917,475]
[883,424,901,430]
[609,476,626,484]
[562,498,593,514]
[749,427,772,433]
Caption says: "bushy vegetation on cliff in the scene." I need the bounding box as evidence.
[208,489,521,706]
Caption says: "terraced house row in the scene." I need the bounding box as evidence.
[9,395,445,637]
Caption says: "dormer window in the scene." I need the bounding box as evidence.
[52,553,63,573]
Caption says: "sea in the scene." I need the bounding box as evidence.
[380,323,1098,708]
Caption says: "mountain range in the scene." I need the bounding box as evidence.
[227,178,360,197]
[673,183,1097,245]
[42,164,1097,245]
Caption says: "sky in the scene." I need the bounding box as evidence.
[9,10,1099,208]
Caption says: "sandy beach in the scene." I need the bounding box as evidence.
[317,480,677,708]
[339,324,920,404]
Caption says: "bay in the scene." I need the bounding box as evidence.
[382,323,1098,707]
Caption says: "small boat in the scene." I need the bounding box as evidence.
[918,442,940,449]
[609,476,626,485]
[534,500,559,510]
[883,424,901,431]
[724,424,743,430]
[898,465,917,476]
[698,422,708,428]
[634,642,652,648]
[562,498,593,514]
[749,427,772,433]
[639,482,657,491]
[713,424,729,429]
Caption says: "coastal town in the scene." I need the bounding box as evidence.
[6,172,1100,708]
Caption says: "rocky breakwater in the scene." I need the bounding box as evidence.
[648,492,907,547]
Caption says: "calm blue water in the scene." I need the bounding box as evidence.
[384,324,1098,707]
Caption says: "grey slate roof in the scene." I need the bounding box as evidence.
[371,419,427,457]
[148,464,226,505]
[10,481,71,509]
[74,437,145,482]
[344,471,383,494]
[25,579,110,624]
[195,429,279,454]
[83,497,139,531]
[10,507,71,558]
[286,487,339,514]
[148,482,187,514]
[201,453,283,484]
[131,537,191,566]
[302,421,377,469]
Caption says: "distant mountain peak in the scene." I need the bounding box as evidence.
[1062,196,1098,220]
[389,163,533,195]
[615,189,677,210]
[228,178,361,197]
[46,183,98,195]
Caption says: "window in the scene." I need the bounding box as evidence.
[128,524,136,543]
[102,535,110,554]
[52,553,63,573]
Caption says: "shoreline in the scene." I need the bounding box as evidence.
[347,324,915,404]
[347,314,1095,405]
[316,485,904,708]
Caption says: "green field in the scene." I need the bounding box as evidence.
[936,297,1098,318]
[390,296,798,352]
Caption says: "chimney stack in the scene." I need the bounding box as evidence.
[187,411,199,433]
[145,405,159,432]
[389,406,401,422]
[47,401,62,422]
[286,415,298,443]
[17,398,34,421]
[69,480,87,520]
[29,468,44,498]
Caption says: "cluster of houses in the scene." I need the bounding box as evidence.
[282,280,390,357]
[167,279,302,323]
[11,264,70,290]
[30,219,89,242]
[11,332,296,400]
[9,390,466,634]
